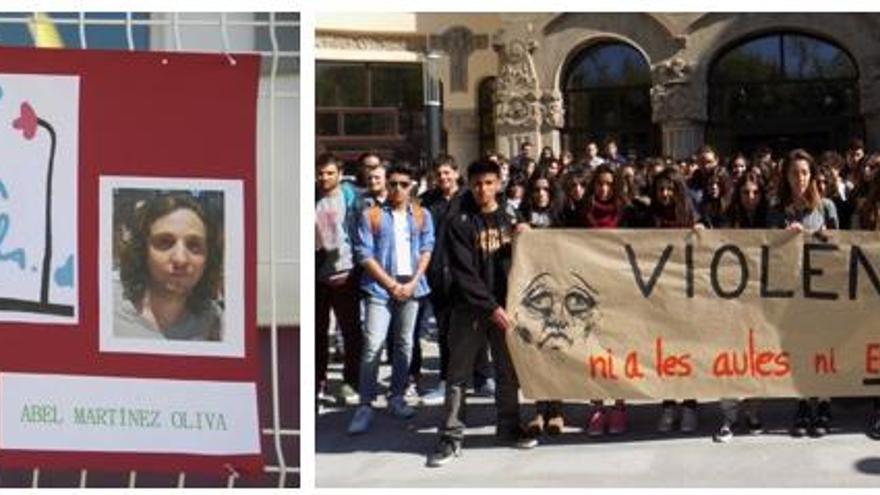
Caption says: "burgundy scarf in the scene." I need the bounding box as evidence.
[586,199,619,228]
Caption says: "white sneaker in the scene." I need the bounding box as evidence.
[348,405,373,434]
[713,423,734,443]
[405,382,419,399]
[420,381,446,406]
[388,395,416,419]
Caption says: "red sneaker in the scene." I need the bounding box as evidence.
[608,405,627,435]
[587,408,606,437]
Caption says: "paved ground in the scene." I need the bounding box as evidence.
[317,339,880,487]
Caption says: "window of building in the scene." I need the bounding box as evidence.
[561,41,658,159]
[707,32,862,156]
[316,61,424,164]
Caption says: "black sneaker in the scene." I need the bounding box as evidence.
[811,401,832,437]
[426,439,461,468]
[497,427,538,450]
[745,416,763,435]
[514,431,539,449]
[868,412,880,440]
[791,401,810,438]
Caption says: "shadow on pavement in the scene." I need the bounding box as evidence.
[855,457,880,475]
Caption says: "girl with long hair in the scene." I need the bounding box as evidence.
[568,164,631,436]
[768,149,839,438]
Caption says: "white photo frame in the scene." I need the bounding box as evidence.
[99,176,245,358]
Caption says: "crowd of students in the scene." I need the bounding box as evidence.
[315,137,880,468]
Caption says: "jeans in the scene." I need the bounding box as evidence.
[358,295,419,404]
[440,305,521,443]
[408,296,434,380]
[432,294,493,385]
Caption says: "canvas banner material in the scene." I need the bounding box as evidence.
[506,228,880,400]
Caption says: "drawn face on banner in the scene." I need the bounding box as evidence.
[514,271,601,354]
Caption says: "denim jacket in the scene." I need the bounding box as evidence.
[355,203,435,300]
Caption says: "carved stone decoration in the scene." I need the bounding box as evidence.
[428,26,489,93]
[652,56,692,85]
[316,31,427,52]
[493,31,542,133]
[649,55,705,123]
[650,82,705,123]
[539,90,564,130]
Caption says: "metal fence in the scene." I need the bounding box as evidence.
[0,12,300,488]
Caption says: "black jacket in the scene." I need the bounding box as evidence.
[445,192,515,315]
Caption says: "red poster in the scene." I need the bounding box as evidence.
[0,46,261,475]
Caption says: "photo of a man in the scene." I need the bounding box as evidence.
[100,177,244,357]
[114,191,224,342]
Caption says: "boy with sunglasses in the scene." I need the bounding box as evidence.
[348,163,435,434]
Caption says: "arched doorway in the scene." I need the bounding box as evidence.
[707,31,862,157]
[561,41,659,159]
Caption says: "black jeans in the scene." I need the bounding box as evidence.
[439,305,521,444]
[433,295,493,385]
[385,296,493,386]
[315,275,362,391]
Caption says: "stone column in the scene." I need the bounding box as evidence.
[661,120,704,160]
[539,89,564,156]
[650,56,707,160]
[861,76,880,151]
[492,29,543,157]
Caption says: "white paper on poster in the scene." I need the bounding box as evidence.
[0,372,260,455]
[98,176,245,358]
[0,74,79,324]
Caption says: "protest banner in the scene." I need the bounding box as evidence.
[506,228,880,400]
[0,46,261,475]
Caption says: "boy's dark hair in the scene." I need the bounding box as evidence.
[849,137,865,151]
[358,151,381,165]
[467,159,501,179]
[433,154,458,171]
[386,162,415,179]
[316,152,339,169]
[697,144,717,156]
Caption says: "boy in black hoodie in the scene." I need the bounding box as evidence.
[426,160,535,468]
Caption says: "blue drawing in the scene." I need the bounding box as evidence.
[54,254,74,288]
[0,180,7,200]
[0,213,26,270]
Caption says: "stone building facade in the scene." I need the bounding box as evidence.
[317,13,880,165]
